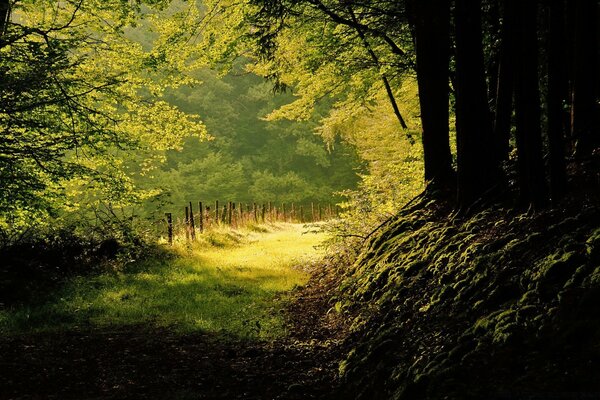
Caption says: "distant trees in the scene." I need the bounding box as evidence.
[151,69,361,210]
[228,0,599,210]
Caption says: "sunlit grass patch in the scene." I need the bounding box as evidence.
[0,223,326,339]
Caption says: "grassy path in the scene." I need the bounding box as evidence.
[1,223,327,338]
[0,224,344,400]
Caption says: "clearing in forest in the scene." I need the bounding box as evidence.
[0,223,327,338]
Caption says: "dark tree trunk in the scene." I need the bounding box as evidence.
[564,0,577,152]
[493,0,516,162]
[410,0,455,192]
[513,0,547,208]
[485,0,501,111]
[454,0,500,208]
[0,0,9,37]
[546,0,568,202]
[572,0,599,157]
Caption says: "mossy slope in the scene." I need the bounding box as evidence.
[335,198,600,399]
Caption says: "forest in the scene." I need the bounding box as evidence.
[0,0,599,399]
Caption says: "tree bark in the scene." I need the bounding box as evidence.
[546,0,568,202]
[572,0,599,157]
[454,0,500,208]
[410,0,455,192]
[485,0,501,111]
[513,0,547,208]
[0,0,9,37]
[493,0,516,162]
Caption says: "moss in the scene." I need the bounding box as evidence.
[404,260,427,277]
[492,321,520,345]
[536,251,585,300]
[517,304,538,318]
[334,199,600,400]
[586,228,600,261]
[519,289,537,304]
[472,316,495,335]
[588,266,600,286]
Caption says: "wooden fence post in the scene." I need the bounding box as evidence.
[189,202,196,240]
[228,201,233,225]
[198,201,204,233]
[165,213,173,245]
[215,200,219,224]
[185,206,190,241]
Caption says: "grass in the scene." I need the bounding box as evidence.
[0,223,327,339]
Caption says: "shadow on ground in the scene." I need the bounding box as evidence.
[0,326,337,400]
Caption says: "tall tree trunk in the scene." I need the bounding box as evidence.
[486,0,501,111]
[572,0,599,157]
[546,0,568,202]
[454,0,500,208]
[493,0,516,162]
[410,0,454,192]
[513,0,547,208]
[0,0,9,37]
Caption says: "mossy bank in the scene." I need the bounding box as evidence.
[332,193,600,399]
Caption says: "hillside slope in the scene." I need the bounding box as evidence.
[332,172,600,399]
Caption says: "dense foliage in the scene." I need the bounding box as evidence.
[0,0,207,240]
[0,0,375,243]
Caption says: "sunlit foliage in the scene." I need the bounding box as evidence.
[0,0,207,238]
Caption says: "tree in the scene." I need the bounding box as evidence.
[0,0,206,233]
[571,0,599,157]
[199,0,595,215]
[0,0,8,35]
[493,0,515,162]
[546,0,568,202]
[454,0,501,208]
[513,0,547,208]
[408,0,454,192]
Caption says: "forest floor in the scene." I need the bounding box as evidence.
[0,224,348,400]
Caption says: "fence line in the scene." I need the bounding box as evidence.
[164,200,339,244]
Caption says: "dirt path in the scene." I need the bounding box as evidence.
[0,328,337,399]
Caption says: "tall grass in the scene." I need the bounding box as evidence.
[0,223,326,339]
